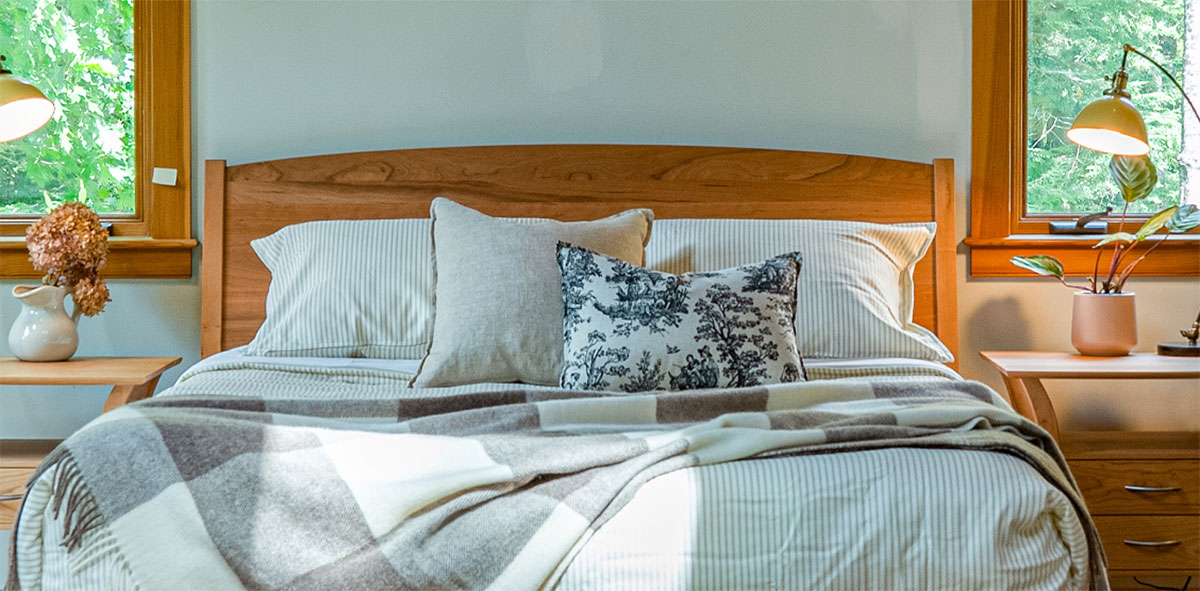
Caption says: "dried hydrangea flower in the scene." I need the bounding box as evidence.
[71,275,111,319]
[25,202,110,317]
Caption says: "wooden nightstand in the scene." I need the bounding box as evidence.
[981,351,1200,590]
[0,356,181,529]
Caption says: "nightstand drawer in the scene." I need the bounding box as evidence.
[1107,570,1200,591]
[1070,459,1199,515]
[1095,515,1200,571]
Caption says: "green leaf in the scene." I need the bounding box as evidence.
[1011,255,1065,279]
[1108,155,1158,203]
[1093,232,1137,248]
[1165,204,1200,233]
[1133,206,1177,240]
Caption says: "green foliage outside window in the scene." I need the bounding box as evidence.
[0,0,134,216]
[1027,0,1187,215]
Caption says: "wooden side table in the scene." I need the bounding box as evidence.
[0,356,182,529]
[980,351,1200,588]
[979,351,1200,441]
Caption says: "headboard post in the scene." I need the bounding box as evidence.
[932,158,959,368]
[201,159,226,358]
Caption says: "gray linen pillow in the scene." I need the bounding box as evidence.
[412,198,653,387]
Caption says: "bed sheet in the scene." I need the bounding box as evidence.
[11,355,1096,591]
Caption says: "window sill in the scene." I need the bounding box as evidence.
[965,235,1200,278]
[0,236,197,279]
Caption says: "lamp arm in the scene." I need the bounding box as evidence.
[1124,44,1200,124]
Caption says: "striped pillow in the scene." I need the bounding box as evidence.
[245,219,433,359]
[645,219,953,363]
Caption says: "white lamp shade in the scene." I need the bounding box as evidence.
[0,73,54,142]
[1066,95,1150,156]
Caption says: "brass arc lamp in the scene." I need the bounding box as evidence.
[1067,44,1200,156]
[0,55,54,143]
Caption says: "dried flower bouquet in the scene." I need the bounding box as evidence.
[25,202,111,320]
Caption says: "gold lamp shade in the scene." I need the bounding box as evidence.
[1066,95,1150,156]
[0,56,54,143]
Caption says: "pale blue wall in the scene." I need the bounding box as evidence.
[2,0,1196,442]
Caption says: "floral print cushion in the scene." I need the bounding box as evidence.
[557,243,806,392]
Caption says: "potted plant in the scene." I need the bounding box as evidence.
[1012,154,1200,356]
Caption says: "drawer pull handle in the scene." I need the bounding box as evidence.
[1123,539,1181,548]
[1124,485,1182,493]
[0,494,22,501]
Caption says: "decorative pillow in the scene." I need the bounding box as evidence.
[411,198,654,388]
[245,219,433,359]
[558,243,805,392]
[645,218,953,363]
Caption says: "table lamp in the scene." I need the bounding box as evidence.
[0,55,54,142]
[1067,44,1199,156]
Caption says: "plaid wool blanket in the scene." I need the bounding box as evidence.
[6,378,1107,590]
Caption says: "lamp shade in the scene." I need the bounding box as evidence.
[0,71,54,142]
[1066,95,1150,156]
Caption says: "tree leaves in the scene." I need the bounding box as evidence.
[1109,154,1159,203]
[1026,0,1185,215]
[1,0,135,215]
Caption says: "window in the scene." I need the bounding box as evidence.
[0,0,193,279]
[968,0,1199,277]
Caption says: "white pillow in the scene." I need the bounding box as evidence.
[645,219,953,362]
[245,219,433,359]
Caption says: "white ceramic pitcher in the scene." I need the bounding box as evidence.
[8,285,78,362]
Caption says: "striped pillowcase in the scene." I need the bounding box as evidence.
[245,219,434,359]
[645,219,953,363]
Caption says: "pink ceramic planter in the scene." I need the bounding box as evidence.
[1071,291,1137,356]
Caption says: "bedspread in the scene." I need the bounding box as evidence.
[5,379,1106,591]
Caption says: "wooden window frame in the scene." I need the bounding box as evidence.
[0,0,194,279]
[966,0,1199,278]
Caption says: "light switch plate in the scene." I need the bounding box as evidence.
[151,167,178,186]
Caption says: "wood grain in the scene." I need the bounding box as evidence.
[0,467,29,529]
[201,145,957,360]
[971,0,1021,241]
[0,441,54,529]
[0,237,196,279]
[966,236,1200,277]
[1106,570,1200,591]
[201,160,227,358]
[0,356,180,386]
[1069,459,1199,515]
[1061,431,1200,461]
[1094,515,1200,571]
[980,351,1200,379]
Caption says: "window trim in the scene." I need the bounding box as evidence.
[966,0,1198,278]
[0,0,194,279]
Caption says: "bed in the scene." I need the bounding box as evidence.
[7,145,1106,591]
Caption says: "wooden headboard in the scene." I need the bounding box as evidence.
[202,145,957,365]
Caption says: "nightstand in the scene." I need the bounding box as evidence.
[0,356,181,529]
[980,351,1200,590]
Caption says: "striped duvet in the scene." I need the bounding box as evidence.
[8,359,1103,590]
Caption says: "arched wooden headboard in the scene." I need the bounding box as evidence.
[201,145,957,366]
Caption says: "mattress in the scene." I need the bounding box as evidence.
[10,352,1094,591]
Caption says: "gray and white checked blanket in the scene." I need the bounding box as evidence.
[6,378,1107,590]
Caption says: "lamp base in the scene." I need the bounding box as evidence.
[1157,342,1200,357]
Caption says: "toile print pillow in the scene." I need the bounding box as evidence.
[557,243,806,392]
